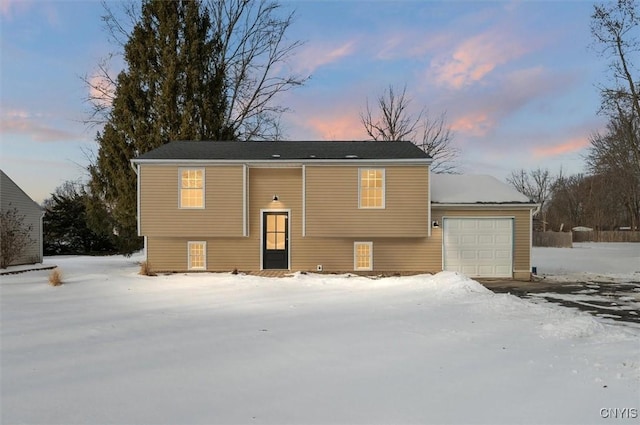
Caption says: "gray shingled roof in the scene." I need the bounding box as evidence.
[134,140,431,161]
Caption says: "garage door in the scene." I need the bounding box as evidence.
[443,218,513,278]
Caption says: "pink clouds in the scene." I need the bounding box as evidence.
[304,112,368,141]
[293,40,357,74]
[533,137,590,158]
[450,112,495,137]
[1,109,83,142]
[88,74,115,108]
[1,0,58,26]
[0,0,29,18]
[375,29,452,61]
[430,29,528,89]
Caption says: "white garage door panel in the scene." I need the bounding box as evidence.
[443,218,513,278]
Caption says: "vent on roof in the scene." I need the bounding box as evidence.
[271,154,281,158]
[345,155,358,159]
[309,154,316,158]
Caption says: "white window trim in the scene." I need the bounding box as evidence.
[354,241,373,271]
[188,241,207,270]
[358,168,385,209]
[179,168,205,209]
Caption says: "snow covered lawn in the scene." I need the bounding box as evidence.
[532,242,640,283]
[1,253,639,424]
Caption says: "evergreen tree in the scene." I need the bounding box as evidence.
[88,0,232,254]
[43,182,116,255]
[87,0,305,254]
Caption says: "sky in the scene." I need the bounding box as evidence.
[0,0,612,204]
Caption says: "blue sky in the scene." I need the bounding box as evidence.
[1,0,609,203]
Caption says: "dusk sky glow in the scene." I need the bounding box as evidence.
[1,0,610,203]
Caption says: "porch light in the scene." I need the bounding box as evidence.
[432,220,440,228]
[272,195,279,201]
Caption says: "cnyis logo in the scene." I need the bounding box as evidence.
[599,408,638,419]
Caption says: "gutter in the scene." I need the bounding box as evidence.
[431,202,539,209]
[130,158,433,167]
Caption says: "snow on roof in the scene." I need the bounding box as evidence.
[431,173,532,204]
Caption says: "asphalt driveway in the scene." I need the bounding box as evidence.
[482,278,640,325]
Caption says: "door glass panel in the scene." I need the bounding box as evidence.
[265,214,286,250]
[266,233,276,250]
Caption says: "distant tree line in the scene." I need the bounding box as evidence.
[509,0,639,232]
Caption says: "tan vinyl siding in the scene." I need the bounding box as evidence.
[139,165,244,237]
[145,166,441,273]
[432,207,532,279]
[147,236,443,273]
[305,165,429,237]
[147,167,303,271]
[291,237,442,273]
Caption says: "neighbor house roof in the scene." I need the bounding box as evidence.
[133,140,431,162]
[0,169,42,211]
[431,174,533,204]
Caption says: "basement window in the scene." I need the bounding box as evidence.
[354,241,373,271]
[188,241,207,270]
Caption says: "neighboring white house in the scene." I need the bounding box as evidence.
[0,170,43,267]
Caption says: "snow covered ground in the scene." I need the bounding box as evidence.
[527,243,640,324]
[1,248,639,424]
[532,242,640,283]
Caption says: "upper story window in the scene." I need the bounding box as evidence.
[180,168,204,208]
[359,168,385,208]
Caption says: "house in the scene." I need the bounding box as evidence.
[132,141,538,280]
[0,170,44,267]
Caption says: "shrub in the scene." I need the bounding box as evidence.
[1,205,35,268]
[49,268,63,286]
[139,261,156,276]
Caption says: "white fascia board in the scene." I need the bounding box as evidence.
[432,203,539,210]
[131,158,432,167]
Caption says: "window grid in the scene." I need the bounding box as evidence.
[354,242,373,271]
[188,241,206,270]
[180,169,204,208]
[359,169,384,208]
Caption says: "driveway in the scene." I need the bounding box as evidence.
[481,278,640,325]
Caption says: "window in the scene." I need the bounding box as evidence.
[359,169,385,208]
[354,242,373,271]
[188,241,206,270]
[180,169,204,208]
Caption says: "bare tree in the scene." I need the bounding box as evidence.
[587,120,640,229]
[507,168,554,230]
[361,85,420,142]
[591,0,640,120]
[416,111,459,174]
[589,0,640,229]
[0,206,35,268]
[360,85,459,173]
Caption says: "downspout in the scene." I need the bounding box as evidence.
[427,166,432,237]
[39,208,45,264]
[529,203,541,278]
[130,160,146,260]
